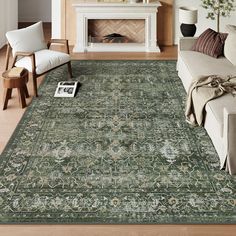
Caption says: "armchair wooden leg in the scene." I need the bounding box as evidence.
[67,61,73,79]
[32,75,38,97]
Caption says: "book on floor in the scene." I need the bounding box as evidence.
[54,81,78,97]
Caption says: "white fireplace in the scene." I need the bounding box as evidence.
[73,2,162,53]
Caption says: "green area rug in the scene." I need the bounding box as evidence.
[0,61,236,224]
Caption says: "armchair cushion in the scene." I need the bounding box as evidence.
[15,49,70,75]
[6,21,47,56]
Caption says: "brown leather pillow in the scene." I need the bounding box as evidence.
[192,28,228,58]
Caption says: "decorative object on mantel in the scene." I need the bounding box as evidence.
[179,7,198,37]
[201,0,235,32]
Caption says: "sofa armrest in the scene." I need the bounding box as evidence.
[179,37,198,51]
[223,107,236,175]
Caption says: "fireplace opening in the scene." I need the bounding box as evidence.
[88,19,145,45]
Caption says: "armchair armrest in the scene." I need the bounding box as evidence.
[14,52,35,57]
[223,107,236,175]
[47,39,70,54]
[179,37,198,51]
[12,51,36,75]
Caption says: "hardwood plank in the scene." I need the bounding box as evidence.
[0,225,236,236]
[70,46,177,60]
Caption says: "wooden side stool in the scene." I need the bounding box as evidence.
[2,68,29,110]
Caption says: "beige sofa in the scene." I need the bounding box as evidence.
[177,37,236,175]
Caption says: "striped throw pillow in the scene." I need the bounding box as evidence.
[192,28,228,58]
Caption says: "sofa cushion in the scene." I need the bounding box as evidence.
[6,22,47,56]
[224,25,236,66]
[179,51,236,81]
[15,49,70,75]
[192,28,228,58]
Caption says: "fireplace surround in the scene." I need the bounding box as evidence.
[73,2,162,52]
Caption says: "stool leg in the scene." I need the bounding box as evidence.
[23,84,29,98]
[17,88,27,109]
[3,89,12,110]
[8,88,12,99]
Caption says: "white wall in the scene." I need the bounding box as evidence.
[18,0,51,22]
[0,0,18,48]
[175,0,236,43]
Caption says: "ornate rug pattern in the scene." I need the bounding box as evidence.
[0,61,236,224]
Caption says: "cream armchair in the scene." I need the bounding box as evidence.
[5,22,72,97]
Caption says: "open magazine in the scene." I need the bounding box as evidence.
[54,81,78,97]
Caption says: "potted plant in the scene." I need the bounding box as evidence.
[201,0,235,32]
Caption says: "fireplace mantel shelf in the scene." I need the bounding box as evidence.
[73,1,162,52]
[72,2,161,7]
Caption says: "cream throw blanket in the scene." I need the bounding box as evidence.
[185,75,236,126]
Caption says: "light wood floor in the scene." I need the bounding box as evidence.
[0,23,235,236]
